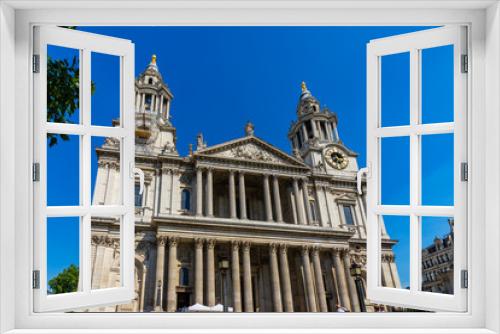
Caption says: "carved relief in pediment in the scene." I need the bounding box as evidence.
[213,143,287,164]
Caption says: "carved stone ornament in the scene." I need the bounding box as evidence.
[194,238,204,249]
[206,239,216,249]
[231,240,240,251]
[230,145,276,163]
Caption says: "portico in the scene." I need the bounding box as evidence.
[151,230,364,312]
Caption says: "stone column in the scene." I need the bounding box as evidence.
[272,176,283,222]
[194,238,204,305]
[343,250,360,312]
[312,247,328,312]
[302,124,308,140]
[167,100,171,119]
[196,168,203,216]
[239,173,247,220]
[229,171,237,219]
[242,242,254,312]
[231,241,242,312]
[332,248,351,310]
[263,174,273,222]
[302,179,313,225]
[206,168,214,217]
[159,95,164,115]
[269,244,283,312]
[154,236,166,311]
[279,244,294,312]
[301,246,317,312]
[206,239,216,306]
[312,120,319,138]
[293,178,305,225]
[166,237,178,312]
[140,93,145,112]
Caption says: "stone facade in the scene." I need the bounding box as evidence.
[422,219,454,295]
[90,55,400,312]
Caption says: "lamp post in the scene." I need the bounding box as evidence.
[219,259,230,312]
[350,261,367,312]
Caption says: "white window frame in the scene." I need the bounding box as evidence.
[0,2,498,334]
[366,26,468,312]
[32,26,136,312]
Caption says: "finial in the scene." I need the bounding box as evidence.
[151,54,157,64]
[245,121,255,136]
[189,143,193,156]
[301,81,307,92]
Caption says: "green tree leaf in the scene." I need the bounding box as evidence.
[48,264,79,294]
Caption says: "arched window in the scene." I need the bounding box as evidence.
[148,78,153,85]
[179,267,189,286]
[181,189,191,211]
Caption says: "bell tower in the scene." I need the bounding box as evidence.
[134,55,178,155]
[288,82,357,174]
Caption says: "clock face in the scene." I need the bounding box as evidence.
[324,147,349,170]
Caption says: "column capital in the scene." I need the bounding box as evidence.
[333,246,348,255]
[168,236,179,247]
[269,243,278,254]
[157,236,168,246]
[311,245,320,256]
[229,169,236,176]
[279,243,288,254]
[194,238,204,249]
[301,245,310,256]
[206,239,216,249]
[231,240,240,251]
[242,241,251,252]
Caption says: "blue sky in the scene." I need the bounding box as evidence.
[46,26,454,291]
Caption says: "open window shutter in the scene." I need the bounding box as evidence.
[33,26,135,312]
[366,26,467,312]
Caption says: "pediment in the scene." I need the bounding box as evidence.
[195,136,308,168]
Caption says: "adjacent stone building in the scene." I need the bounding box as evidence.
[90,55,401,312]
[421,219,454,295]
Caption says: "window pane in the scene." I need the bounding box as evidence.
[381,215,409,290]
[47,133,80,206]
[91,136,122,205]
[421,45,454,124]
[421,216,454,295]
[381,52,410,127]
[421,134,454,206]
[47,45,80,125]
[91,215,122,290]
[381,136,410,205]
[91,52,121,127]
[134,184,143,207]
[47,217,80,294]
[343,205,355,225]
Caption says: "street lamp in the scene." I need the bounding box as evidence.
[350,261,367,312]
[219,259,230,312]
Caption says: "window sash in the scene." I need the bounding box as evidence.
[366,25,468,312]
[32,26,136,312]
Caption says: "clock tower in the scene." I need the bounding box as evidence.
[288,82,359,175]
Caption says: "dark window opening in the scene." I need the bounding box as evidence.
[179,267,189,286]
[181,189,191,211]
[134,184,143,207]
[343,205,355,225]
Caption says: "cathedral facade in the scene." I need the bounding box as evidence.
[90,55,401,312]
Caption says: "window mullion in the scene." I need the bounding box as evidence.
[409,48,421,293]
[81,48,92,293]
